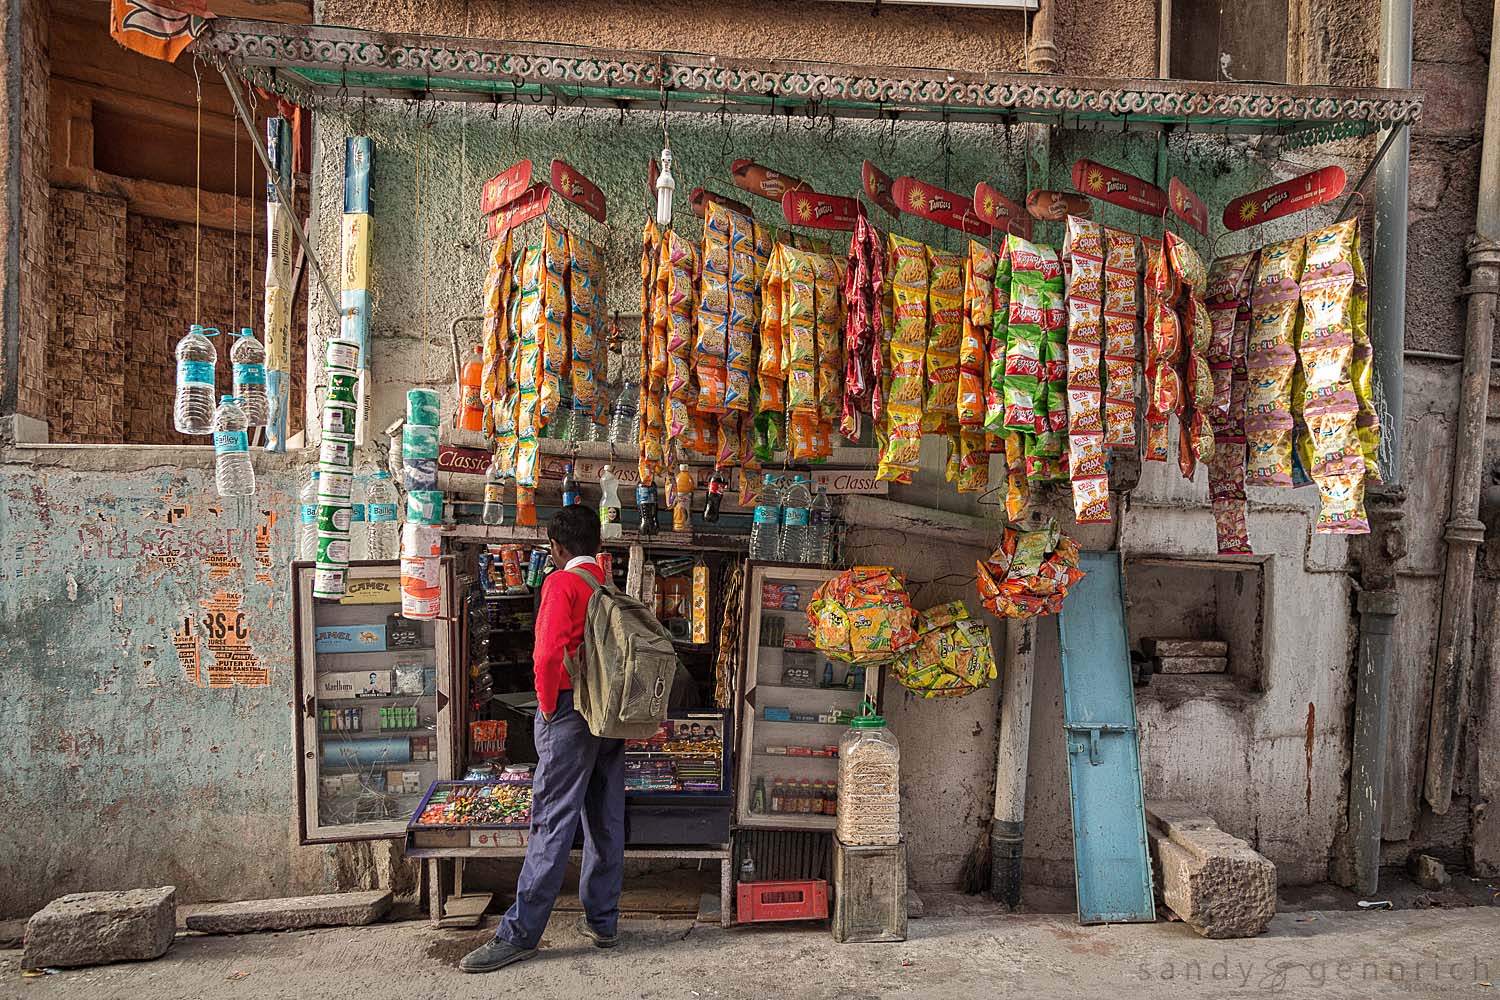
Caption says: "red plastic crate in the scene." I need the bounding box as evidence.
[736,879,829,923]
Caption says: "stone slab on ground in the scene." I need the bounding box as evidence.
[1141,638,1228,659]
[1408,854,1451,891]
[22,886,176,970]
[1155,656,1228,674]
[184,891,392,935]
[1146,800,1275,939]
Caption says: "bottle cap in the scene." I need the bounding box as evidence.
[239,327,253,337]
[311,471,320,480]
[679,464,689,472]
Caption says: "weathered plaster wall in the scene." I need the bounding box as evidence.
[0,447,400,918]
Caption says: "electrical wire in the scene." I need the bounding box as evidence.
[193,59,202,324]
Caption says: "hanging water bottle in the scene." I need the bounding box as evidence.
[349,473,368,561]
[804,485,833,566]
[298,470,320,561]
[230,327,268,426]
[482,459,506,527]
[212,396,254,497]
[174,324,218,435]
[749,473,781,562]
[779,475,812,564]
[609,382,638,445]
[365,471,398,560]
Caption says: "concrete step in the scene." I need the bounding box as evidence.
[184,890,392,935]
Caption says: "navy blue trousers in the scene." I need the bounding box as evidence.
[497,690,625,949]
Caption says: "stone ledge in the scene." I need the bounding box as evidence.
[183,890,392,935]
[23,886,176,970]
[1146,800,1276,939]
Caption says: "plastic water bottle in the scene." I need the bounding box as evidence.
[365,471,398,560]
[599,464,622,539]
[780,475,811,563]
[349,475,368,561]
[230,327,268,426]
[174,324,218,435]
[749,473,781,562]
[212,396,254,497]
[804,485,833,566]
[299,470,320,561]
[609,383,638,445]
[482,460,506,526]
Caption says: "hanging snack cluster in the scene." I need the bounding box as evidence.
[807,567,919,664]
[975,519,1086,619]
[890,601,998,698]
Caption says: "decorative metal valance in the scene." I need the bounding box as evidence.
[197,18,1422,140]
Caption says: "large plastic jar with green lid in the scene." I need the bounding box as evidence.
[836,711,900,846]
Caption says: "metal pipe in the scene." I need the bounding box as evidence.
[990,618,1036,906]
[1349,590,1397,892]
[1424,0,1500,814]
[1026,0,1059,74]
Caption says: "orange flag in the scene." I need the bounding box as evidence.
[109,0,208,63]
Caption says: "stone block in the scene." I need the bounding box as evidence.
[183,890,392,934]
[1146,801,1275,939]
[1156,656,1228,674]
[1141,638,1228,659]
[23,887,176,970]
[1408,854,1450,891]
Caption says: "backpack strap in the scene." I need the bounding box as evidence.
[567,564,608,593]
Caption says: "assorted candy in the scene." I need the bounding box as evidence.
[415,781,532,828]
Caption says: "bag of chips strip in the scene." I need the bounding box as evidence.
[480,231,513,441]
[983,237,1013,434]
[813,250,845,421]
[511,246,546,487]
[1246,235,1306,487]
[807,567,920,664]
[960,240,997,428]
[1062,216,1108,522]
[638,220,667,484]
[842,214,886,440]
[878,234,929,482]
[924,247,964,430]
[975,519,1086,619]
[566,231,604,424]
[1003,238,1058,434]
[1102,228,1139,448]
[538,220,569,432]
[1205,250,1259,554]
[891,601,999,698]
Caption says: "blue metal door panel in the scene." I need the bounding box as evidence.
[1058,550,1156,925]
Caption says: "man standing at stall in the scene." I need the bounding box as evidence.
[461,505,623,972]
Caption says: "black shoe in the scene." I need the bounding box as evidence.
[459,936,538,973]
[577,914,619,949]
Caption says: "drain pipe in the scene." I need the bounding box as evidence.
[1425,0,1500,814]
[990,619,1037,906]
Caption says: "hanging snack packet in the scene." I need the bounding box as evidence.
[985,237,1013,433]
[1003,430,1029,520]
[812,250,845,422]
[538,220,570,433]
[1205,251,1259,554]
[759,244,789,414]
[842,214,886,440]
[975,520,1086,619]
[960,240,997,428]
[806,567,920,664]
[1003,237,1061,435]
[1141,237,1170,462]
[891,601,998,698]
[924,246,965,431]
[1246,235,1306,487]
[878,234,929,481]
[480,231,514,441]
[567,231,605,427]
[1102,227,1139,448]
[638,220,667,484]
[780,245,819,415]
[1063,216,1108,523]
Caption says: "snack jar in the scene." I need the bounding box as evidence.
[836,702,900,847]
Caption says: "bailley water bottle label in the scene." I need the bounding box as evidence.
[350,503,367,523]
[233,363,267,385]
[782,508,809,528]
[368,503,398,522]
[300,503,317,525]
[213,430,249,454]
[178,360,215,387]
[753,504,778,524]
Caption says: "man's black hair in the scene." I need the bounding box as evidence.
[548,504,601,559]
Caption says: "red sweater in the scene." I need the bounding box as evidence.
[532,560,605,714]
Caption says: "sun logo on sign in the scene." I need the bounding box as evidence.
[1238,201,1259,224]
[907,186,927,212]
[1085,167,1106,194]
[982,193,996,217]
[795,197,813,223]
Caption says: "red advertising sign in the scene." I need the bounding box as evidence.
[485,184,551,239]
[1072,159,1167,217]
[1168,177,1209,236]
[689,187,755,220]
[862,160,901,218]
[438,444,492,477]
[782,190,859,231]
[973,182,1032,239]
[480,160,533,215]
[730,159,812,201]
[550,159,606,223]
[891,176,991,236]
[1222,166,1347,232]
[1026,189,1093,222]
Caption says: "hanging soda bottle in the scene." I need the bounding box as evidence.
[703,468,726,523]
[598,464,623,539]
[482,458,505,526]
[673,464,693,532]
[636,473,660,536]
[458,345,484,432]
[516,484,537,527]
[561,462,581,507]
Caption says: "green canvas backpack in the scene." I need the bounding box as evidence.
[563,566,682,740]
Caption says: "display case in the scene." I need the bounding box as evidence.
[293,559,461,843]
[625,709,732,844]
[735,564,881,831]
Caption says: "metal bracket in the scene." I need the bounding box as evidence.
[1065,723,1130,766]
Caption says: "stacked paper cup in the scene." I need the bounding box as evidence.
[400,388,443,619]
[313,338,361,599]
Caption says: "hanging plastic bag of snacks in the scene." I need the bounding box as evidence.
[1206,251,1259,554]
[975,519,1086,619]
[807,566,920,664]
[878,235,929,481]
[1062,216,1108,523]
[890,601,998,698]
[1246,234,1306,487]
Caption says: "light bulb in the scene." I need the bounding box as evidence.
[655,147,675,228]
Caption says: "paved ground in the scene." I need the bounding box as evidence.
[3,902,1498,1000]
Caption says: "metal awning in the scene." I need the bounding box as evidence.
[197,19,1421,145]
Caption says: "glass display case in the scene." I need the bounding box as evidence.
[293,559,460,843]
[735,564,881,831]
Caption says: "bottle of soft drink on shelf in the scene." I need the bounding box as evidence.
[598,464,623,540]
[212,396,254,497]
[803,485,833,566]
[636,473,660,536]
[298,470,320,561]
[673,464,693,532]
[173,324,218,435]
[749,473,781,561]
[482,459,506,526]
[516,485,537,528]
[365,470,398,560]
[349,473,368,561]
[703,468,726,523]
[608,383,638,445]
[561,462,581,507]
[230,327,268,426]
[779,475,811,563]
